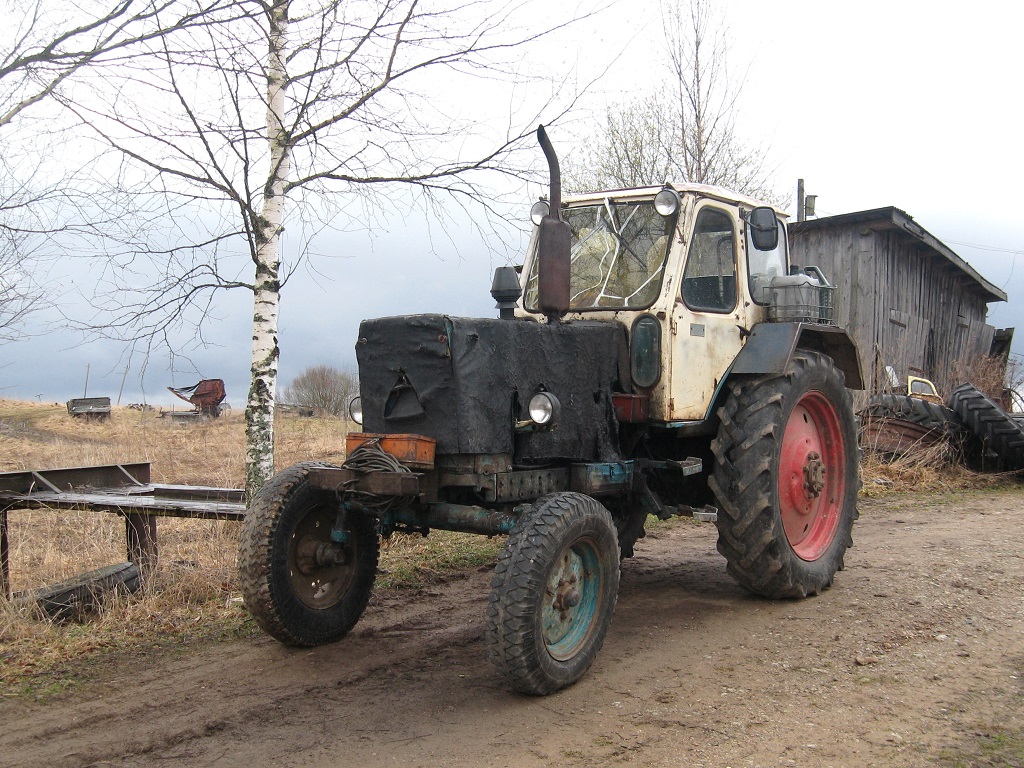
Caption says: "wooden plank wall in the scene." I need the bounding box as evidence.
[790,223,995,396]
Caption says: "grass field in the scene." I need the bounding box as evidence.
[0,399,504,696]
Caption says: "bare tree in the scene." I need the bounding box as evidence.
[2,0,155,127]
[567,0,780,202]
[59,0,591,497]
[0,0,245,341]
[282,364,356,417]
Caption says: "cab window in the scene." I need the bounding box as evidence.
[682,207,736,313]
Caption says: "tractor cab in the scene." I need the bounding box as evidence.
[517,184,850,427]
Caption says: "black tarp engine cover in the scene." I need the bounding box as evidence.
[355,314,628,463]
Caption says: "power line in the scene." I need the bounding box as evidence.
[944,239,1024,256]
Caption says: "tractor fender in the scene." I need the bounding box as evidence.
[729,322,864,390]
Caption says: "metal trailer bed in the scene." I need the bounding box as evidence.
[0,463,245,600]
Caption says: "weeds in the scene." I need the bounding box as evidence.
[940,726,1024,767]
[949,354,1014,404]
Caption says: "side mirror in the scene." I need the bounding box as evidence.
[748,206,779,251]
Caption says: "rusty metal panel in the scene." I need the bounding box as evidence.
[861,417,944,456]
[307,467,420,497]
[0,463,151,494]
[491,468,570,502]
[0,463,248,521]
[570,462,634,496]
[168,379,226,414]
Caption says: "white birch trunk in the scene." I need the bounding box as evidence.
[245,0,290,500]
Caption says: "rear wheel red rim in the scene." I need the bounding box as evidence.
[779,390,846,560]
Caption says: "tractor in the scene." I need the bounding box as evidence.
[238,127,863,695]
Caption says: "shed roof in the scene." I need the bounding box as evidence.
[790,206,1006,303]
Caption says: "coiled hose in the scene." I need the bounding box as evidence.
[341,438,414,513]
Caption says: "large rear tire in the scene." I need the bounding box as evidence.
[709,350,859,598]
[485,492,619,695]
[238,462,379,646]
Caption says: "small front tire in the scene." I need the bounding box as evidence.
[485,492,620,695]
[238,462,379,646]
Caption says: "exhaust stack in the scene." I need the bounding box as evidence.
[536,125,570,322]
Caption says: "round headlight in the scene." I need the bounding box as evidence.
[348,396,363,425]
[528,391,560,425]
[530,200,549,226]
[654,188,680,216]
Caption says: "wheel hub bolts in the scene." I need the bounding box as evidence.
[553,576,581,615]
[295,538,347,574]
[803,451,826,498]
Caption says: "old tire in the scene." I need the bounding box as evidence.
[709,350,859,598]
[865,394,965,436]
[485,492,620,695]
[949,383,1024,470]
[238,462,379,646]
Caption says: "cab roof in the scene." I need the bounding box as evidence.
[562,183,788,219]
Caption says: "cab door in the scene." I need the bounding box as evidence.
[667,203,752,422]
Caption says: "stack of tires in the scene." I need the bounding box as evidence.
[864,384,1024,471]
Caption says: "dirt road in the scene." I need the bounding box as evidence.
[2,489,1023,767]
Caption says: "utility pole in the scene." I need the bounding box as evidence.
[797,178,805,222]
[117,367,129,405]
[83,363,91,398]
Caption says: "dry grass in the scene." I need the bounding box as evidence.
[858,450,1001,496]
[0,399,502,696]
[0,396,1011,697]
[856,409,1018,495]
[0,398,351,485]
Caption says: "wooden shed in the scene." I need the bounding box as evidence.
[789,207,1010,396]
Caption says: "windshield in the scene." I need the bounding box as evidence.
[524,199,675,311]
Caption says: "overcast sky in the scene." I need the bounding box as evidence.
[3,0,1022,406]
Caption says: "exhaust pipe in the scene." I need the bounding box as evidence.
[536,125,570,322]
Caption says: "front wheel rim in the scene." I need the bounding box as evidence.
[287,506,357,610]
[779,390,847,561]
[542,537,604,661]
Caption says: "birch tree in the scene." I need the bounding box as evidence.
[568,0,779,202]
[62,0,589,497]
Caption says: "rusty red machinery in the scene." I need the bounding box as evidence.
[168,379,226,417]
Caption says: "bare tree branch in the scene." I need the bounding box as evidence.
[566,0,783,204]
[48,0,601,495]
